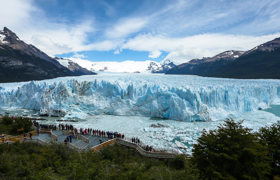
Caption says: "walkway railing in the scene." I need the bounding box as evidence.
[76,134,89,143]
[50,130,58,141]
[115,138,177,159]
[91,139,116,152]
[90,137,177,159]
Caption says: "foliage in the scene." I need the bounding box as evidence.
[11,117,33,134]
[258,121,280,177]
[2,115,13,125]
[0,143,196,179]
[1,119,279,179]
[192,119,271,179]
[0,116,33,135]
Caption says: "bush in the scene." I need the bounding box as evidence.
[2,115,13,125]
[0,143,195,179]
[192,119,271,179]
[258,122,280,177]
[11,117,33,134]
[169,155,186,170]
[0,116,33,135]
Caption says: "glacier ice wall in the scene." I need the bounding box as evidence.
[0,73,280,121]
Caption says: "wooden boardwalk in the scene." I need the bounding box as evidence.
[1,127,178,159]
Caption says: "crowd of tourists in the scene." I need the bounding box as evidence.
[32,121,154,152]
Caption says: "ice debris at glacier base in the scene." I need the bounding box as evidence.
[0,73,280,121]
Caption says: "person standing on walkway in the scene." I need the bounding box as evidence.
[23,133,27,141]
[37,128,40,135]
[69,134,73,143]
[1,134,5,143]
[29,133,33,140]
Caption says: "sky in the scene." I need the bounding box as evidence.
[0,0,280,64]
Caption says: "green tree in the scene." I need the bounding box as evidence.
[11,117,33,134]
[2,115,13,125]
[258,122,280,177]
[192,119,271,179]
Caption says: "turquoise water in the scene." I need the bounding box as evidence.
[264,105,280,117]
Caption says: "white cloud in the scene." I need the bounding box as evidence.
[148,50,162,59]
[105,17,147,39]
[27,20,95,55]
[0,0,36,29]
[122,33,280,64]
[0,0,95,56]
[83,40,121,51]
[0,0,280,64]
[72,53,87,59]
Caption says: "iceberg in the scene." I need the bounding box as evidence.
[0,73,280,121]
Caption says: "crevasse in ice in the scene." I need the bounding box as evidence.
[0,73,280,121]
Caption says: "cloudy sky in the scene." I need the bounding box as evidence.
[1,0,280,64]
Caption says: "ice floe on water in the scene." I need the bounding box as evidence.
[1,107,279,154]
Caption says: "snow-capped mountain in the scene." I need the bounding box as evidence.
[0,27,76,83]
[210,37,280,79]
[166,50,244,76]
[55,57,96,76]
[0,27,60,65]
[187,50,244,65]
[149,59,176,73]
[167,37,280,79]
[67,57,175,73]
[244,37,280,55]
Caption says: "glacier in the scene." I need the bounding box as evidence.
[0,73,280,121]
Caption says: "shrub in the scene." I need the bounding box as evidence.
[11,117,33,134]
[258,122,280,177]
[192,119,271,179]
[169,155,186,170]
[2,115,13,125]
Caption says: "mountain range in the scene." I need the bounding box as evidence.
[1,27,280,82]
[166,38,280,79]
[64,57,175,73]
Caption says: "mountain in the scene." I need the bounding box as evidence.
[67,58,175,73]
[55,57,96,76]
[211,38,280,79]
[166,37,280,79]
[148,59,176,73]
[0,27,80,83]
[166,50,244,76]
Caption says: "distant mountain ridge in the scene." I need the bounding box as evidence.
[55,57,96,76]
[149,59,176,73]
[166,38,280,79]
[66,58,175,73]
[0,27,94,83]
[166,50,244,76]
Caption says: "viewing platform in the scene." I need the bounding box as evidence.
[17,128,177,159]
